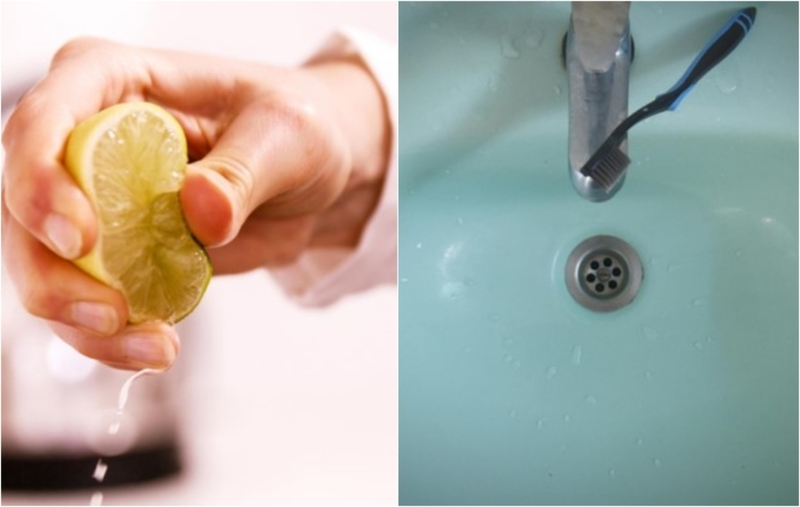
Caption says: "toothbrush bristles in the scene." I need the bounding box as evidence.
[586,147,630,192]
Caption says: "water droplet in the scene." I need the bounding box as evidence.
[714,65,739,94]
[650,256,660,266]
[706,335,714,343]
[554,85,562,95]
[584,395,597,405]
[652,457,662,467]
[735,250,744,258]
[642,326,658,342]
[502,337,514,347]
[90,492,104,506]
[488,313,500,323]
[512,359,522,368]
[693,341,703,350]
[457,217,464,226]
[692,297,709,307]
[644,370,653,381]
[416,242,423,249]
[400,278,409,283]
[500,34,520,59]
[571,345,582,365]
[508,409,518,419]
[523,27,544,47]
[488,75,500,93]
[106,129,117,139]
[563,414,571,424]
[503,354,514,363]
[462,346,471,354]
[546,366,557,380]
[609,468,616,478]
[636,437,644,446]
[667,263,682,272]
[441,282,466,299]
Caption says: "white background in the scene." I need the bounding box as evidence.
[1,2,398,505]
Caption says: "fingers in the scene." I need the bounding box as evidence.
[182,94,351,248]
[49,321,179,371]
[2,87,99,260]
[0,37,235,261]
[1,37,143,261]
[4,193,176,372]
[2,197,129,335]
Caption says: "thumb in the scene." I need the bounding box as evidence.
[180,161,247,247]
[179,103,306,247]
[179,100,349,248]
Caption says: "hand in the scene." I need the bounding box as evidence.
[2,37,391,370]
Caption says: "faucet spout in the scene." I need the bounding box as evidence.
[567,2,632,202]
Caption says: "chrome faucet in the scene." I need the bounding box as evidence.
[567,2,632,202]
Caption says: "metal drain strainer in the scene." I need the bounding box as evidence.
[565,235,643,312]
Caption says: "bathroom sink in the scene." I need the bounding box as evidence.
[399,2,798,505]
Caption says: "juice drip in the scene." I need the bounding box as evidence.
[89,368,162,505]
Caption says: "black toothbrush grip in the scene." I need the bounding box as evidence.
[607,6,756,142]
[655,6,756,113]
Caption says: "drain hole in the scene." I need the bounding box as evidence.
[565,235,644,312]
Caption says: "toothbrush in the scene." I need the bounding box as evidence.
[579,6,757,192]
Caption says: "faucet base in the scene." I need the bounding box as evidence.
[560,32,635,69]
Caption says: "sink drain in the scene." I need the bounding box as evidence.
[565,235,643,312]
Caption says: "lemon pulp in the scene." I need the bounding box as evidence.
[65,102,212,324]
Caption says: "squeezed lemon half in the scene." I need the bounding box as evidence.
[65,102,212,324]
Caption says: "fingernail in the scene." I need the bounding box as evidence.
[123,333,176,368]
[44,213,82,259]
[69,302,119,336]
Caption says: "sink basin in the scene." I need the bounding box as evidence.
[398,2,798,505]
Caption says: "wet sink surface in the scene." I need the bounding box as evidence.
[399,2,798,505]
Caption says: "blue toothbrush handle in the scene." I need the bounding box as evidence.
[657,7,757,111]
[607,6,756,140]
[580,7,757,184]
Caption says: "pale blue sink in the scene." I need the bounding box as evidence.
[399,2,798,505]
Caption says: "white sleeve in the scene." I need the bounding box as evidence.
[269,28,398,307]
